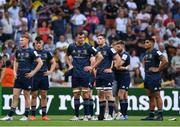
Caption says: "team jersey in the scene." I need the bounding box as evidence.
[34,49,53,73]
[15,48,39,73]
[67,43,98,78]
[143,48,163,75]
[114,51,130,74]
[96,45,117,79]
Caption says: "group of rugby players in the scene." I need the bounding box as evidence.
[0,31,168,121]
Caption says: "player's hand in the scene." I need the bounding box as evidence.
[84,66,92,72]
[68,65,73,70]
[25,71,35,78]
[14,71,17,79]
[148,67,159,72]
[44,71,52,76]
[104,68,112,73]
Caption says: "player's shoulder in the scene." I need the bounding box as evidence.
[123,51,130,56]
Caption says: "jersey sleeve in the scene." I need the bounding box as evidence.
[31,49,40,60]
[109,47,117,59]
[155,50,163,59]
[89,46,98,56]
[47,51,53,62]
[121,53,128,61]
[66,44,73,56]
[15,50,19,59]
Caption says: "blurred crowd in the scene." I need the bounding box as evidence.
[0,0,180,88]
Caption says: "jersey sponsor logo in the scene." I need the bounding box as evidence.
[34,51,39,57]
[92,47,97,52]
[101,51,107,56]
[110,48,116,54]
[157,51,163,56]
[122,54,128,60]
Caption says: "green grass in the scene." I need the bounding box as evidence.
[0,115,179,126]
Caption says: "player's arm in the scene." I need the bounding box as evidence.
[44,57,56,76]
[158,56,169,72]
[65,45,73,70]
[149,51,169,72]
[91,52,103,69]
[113,53,123,70]
[26,57,43,78]
[13,58,18,79]
[0,68,5,82]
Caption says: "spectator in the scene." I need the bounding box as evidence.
[49,63,65,87]
[0,60,14,87]
[44,35,55,53]
[1,11,14,42]
[14,10,28,44]
[38,20,51,43]
[85,8,100,34]
[56,35,69,69]
[8,0,20,21]
[70,8,87,39]
[115,9,131,40]
[51,13,66,43]
[171,48,180,87]
[168,29,180,48]
[104,0,119,31]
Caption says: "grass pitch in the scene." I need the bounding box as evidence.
[0,115,179,126]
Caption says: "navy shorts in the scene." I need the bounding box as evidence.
[32,73,49,91]
[14,72,33,90]
[72,76,91,88]
[116,72,130,91]
[144,74,161,92]
[96,78,113,90]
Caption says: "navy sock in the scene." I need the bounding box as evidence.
[99,101,106,119]
[108,101,114,117]
[89,99,94,116]
[157,109,163,117]
[42,106,47,116]
[124,99,128,116]
[24,108,30,117]
[31,106,36,116]
[120,100,126,116]
[8,107,16,117]
[83,98,89,116]
[149,110,155,117]
[74,98,80,117]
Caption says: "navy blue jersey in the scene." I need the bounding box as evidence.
[96,45,117,79]
[15,48,39,73]
[114,51,130,74]
[144,48,163,75]
[35,49,53,73]
[67,43,98,78]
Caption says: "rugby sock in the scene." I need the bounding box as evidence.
[31,106,36,116]
[149,110,155,117]
[8,107,16,117]
[74,98,80,117]
[42,106,47,116]
[24,108,30,117]
[124,99,128,116]
[108,101,114,117]
[99,101,106,119]
[83,98,90,116]
[89,99,94,116]
[157,109,163,117]
[120,100,126,116]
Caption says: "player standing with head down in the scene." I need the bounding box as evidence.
[141,38,168,121]
[65,32,103,121]
[0,34,43,121]
[95,34,121,121]
[112,40,130,120]
[30,36,56,121]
